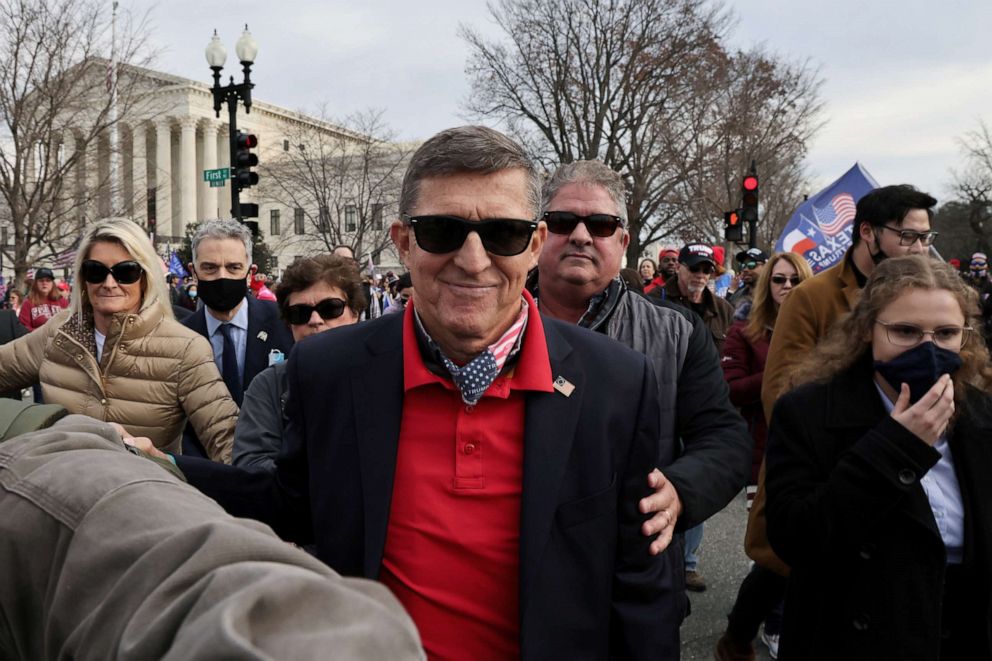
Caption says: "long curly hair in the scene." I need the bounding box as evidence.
[788,255,992,410]
[745,252,814,343]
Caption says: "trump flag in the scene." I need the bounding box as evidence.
[774,163,878,273]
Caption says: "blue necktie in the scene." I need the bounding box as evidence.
[219,323,243,406]
[442,350,498,405]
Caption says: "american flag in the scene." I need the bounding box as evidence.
[815,193,857,236]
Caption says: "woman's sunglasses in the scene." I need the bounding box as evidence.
[285,297,348,325]
[403,214,537,257]
[543,211,624,237]
[80,260,144,285]
[770,275,801,286]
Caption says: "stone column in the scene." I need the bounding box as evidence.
[179,117,198,233]
[200,119,219,220]
[154,118,173,238]
[131,123,147,226]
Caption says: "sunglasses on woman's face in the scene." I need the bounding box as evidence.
[285,297,348,325]
[770,275,801,286]
[80,260,144,285]
[403,214,538,257]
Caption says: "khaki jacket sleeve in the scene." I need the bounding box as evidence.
[176,334,238,463]
[761,286,820,421]
[0,314,61,392]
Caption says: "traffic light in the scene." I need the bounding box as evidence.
[741,173,759,224]
[724,210,744,242]
[233,131,259,193]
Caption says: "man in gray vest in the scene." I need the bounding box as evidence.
[533,160,750,597]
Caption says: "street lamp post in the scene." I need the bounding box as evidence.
[205,26,259,231]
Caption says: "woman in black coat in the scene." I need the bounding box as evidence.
[765,255,992,661]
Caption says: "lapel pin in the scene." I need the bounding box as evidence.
[257,331,268,342]
[553,375,575,397]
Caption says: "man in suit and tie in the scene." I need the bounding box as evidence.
[146,126,680,659]
[181,219,293,456]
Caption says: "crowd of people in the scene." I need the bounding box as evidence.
[0,126,990,660]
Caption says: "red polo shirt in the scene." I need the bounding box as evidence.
[379,292,554,660]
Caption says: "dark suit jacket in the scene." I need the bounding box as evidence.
[180,311,684,659]
[181,296,293,456]
[0,310,28,399]
[181,296,293,390]
[766,356,992,660]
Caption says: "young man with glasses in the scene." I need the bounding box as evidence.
[534,160,749,604]
[762,184,937,420]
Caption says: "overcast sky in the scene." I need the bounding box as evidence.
[132,0,992,204]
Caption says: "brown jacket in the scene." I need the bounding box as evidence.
[0,306,237,461]
[761,249,862,422]
[651,276,735,352]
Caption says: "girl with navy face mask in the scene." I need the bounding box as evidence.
[763,255,992,661]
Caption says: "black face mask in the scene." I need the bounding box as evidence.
[195,277,247,312]
[874,341,962,404]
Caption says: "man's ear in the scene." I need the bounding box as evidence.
[187,263,196,277]
[858,221,875,245]
[390,220,411,267]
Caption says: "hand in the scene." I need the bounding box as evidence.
[123,435,169,461]
[890,374,954,446]
[639,468,683,555]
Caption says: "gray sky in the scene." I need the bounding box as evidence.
[133,0,992,203]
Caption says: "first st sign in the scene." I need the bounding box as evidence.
[203,168,230,188]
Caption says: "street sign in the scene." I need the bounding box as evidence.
[203,168,230,183]
[209,180,225,188]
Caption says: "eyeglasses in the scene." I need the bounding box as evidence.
[878,226,938,246]
[80,260,144,285]
[403,214,537,257]
[875,320,973,349]
[740,260,763,270]
[543,211,624,237]
[770,275,801,286]
[687,263,715,275]
[285,297,348,325]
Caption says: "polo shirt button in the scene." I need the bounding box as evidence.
[100,398,107,405]
[898,469,915,485]
[464,443,477,455]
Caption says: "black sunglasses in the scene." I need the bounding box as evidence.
[403,214,537,257]
[688,263,715,274]
[285,297,348,325]
[80,259,144,285]
[770,275,801,286]
[543,211,624,237]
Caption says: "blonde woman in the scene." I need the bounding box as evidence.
[0,218,238,462]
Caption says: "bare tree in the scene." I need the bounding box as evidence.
[461,0,823,262]
[259,108,411,264]
[946,120,992,256]
[0,0,153,289]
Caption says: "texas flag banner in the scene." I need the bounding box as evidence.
[774,163,878,273]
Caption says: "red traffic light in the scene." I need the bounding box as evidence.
[728,211,740,225]
[742,175,759,191]
[237,133,258,149]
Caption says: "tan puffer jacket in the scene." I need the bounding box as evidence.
[0,307,237,462]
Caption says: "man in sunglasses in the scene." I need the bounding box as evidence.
[181,219,294,457]
[727,248,769,308]
[762,184,937,420]
[533,160,749,604]
[648,243,736,353]
[149,126,677,660]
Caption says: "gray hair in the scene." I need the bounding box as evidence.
[541,160,628,225]
[69,217,174,322]
[191,219,253,264]
[399,126,542,217]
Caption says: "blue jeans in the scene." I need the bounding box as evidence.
[683,522,704,572]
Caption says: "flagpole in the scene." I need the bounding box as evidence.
[108,0,121,215]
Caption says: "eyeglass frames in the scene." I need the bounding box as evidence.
[285,297,348,325]
[875,320,973,349]
[403,214,538,257]
[80,260,144,285]
[878,225,938,247]
[542,211,624,237]
[770,275,801,286]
